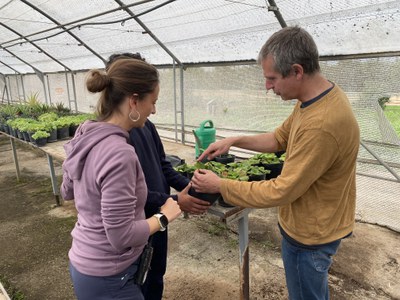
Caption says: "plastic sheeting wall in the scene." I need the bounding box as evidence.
[2,56,400,232]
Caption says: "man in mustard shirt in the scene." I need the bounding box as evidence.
[192,26,360,300]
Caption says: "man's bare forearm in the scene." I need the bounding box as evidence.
[230,132,279,153]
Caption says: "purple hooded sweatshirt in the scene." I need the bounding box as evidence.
[61,120,149,276]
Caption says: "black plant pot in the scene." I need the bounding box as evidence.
[214,154,235,164]
[47,129,58,143]
[3,124,10,134]
[57,126,70,140]
[218,197,235,208]
[69,125,78,137]
[22,131,30,142]
[10,127,16,137]
[16,129,24,140]
[262,162,284,180]
[28,132,35,143]
[248,173,266,181]
[33,137,47,147]
[188,187,220,204]
[275,151,286,158]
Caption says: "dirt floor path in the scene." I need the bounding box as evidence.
[0,134,399,299]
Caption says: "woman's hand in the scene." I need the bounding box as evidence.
[177,183,210,214]
[160,197,182,222]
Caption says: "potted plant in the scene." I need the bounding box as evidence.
[54,116,72,140]
[218,164,248,208]
[15,118,35,141]
[51,101,71,116]
[38,112,58,123]
[248,152,284,179]
[6,119,17,137]
[247,165,270,181]
[31,130,50,147]
[26,121,46,143]
[174,163,197,179]
[188,164,222,204]
[188,186,221,204]
[0,116,5,133]
[47,121,58,142]
[174,161,222,204]
[38,112,58,141]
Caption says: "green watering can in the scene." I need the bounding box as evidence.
[193,120,216,158]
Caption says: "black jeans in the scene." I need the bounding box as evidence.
[141,229,168,300]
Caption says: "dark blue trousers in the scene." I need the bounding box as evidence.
[69,259,143,300]
[141,229,168,300]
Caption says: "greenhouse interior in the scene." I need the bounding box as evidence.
[1,0,400,299]
[0,0,400,230]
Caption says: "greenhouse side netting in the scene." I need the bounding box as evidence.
[1,0,399,232]
[1,55,399,232]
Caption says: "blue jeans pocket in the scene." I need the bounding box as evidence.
[311,240,341,272]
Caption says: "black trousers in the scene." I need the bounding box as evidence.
[141,229,168,300]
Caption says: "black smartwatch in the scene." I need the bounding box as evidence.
[154,213,168,231]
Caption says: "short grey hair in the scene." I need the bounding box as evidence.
[258,26,320,77]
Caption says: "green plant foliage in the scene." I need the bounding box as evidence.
[247,166,271,176]
[0,274,25,300]
[174,153,283,182]
[11,118,36,132]
[248,153,281,165]
[384,105,400,136]
[38,112,58,123]
[0,104,19,119]
[24,91,41,106]
[53,117,70,128]
[378,96,390,110]
[32,130,50,139]
[51,102,71,116]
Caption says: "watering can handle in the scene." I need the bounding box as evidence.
[199,119,214,128]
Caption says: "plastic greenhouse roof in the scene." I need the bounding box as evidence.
[0,0,400,74]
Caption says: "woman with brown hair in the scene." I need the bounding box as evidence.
[61,58,181,300]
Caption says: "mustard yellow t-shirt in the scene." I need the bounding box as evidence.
[220,85,360,245]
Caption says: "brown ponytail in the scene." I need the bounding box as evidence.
[86,58,159,121]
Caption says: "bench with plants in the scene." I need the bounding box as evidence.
[0,101,94,145]
[174,152,285,207]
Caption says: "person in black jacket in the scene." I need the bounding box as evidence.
[106,53,211,300]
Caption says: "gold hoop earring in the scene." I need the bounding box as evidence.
[129,110,140,122]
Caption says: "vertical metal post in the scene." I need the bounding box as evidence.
[16,74,21,101]
[238,212,250,300]
[10,137,20,181]
[179,66,185,143]
[65,70,71,110]
[173,60,178,142]
[46,154,61,206]
[34,68,49,104]
[1,74,10,104]
[20,75,26,101]
[6,76,12,102]
[65,69,78,112]
[42,76,49,105]
[46,75,51,105]
[71,72,78,112]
